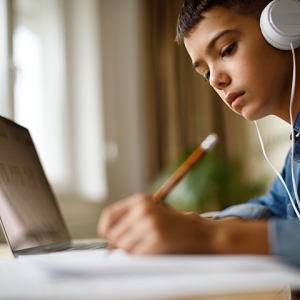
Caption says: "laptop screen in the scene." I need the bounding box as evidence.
[0,116,70,252]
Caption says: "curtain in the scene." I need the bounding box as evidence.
[143,0,248,181]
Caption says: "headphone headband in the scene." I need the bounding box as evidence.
[260,0,300,50]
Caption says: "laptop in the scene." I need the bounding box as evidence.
[0,115,108,258]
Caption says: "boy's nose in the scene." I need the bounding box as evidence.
[210,71,230,90]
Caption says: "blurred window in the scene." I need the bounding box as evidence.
[2,0,107,202]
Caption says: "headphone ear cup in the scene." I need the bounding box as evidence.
[260,0,300,50]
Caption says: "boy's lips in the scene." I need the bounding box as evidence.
[224,92,245,109]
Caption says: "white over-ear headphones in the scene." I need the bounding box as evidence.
[260,0,300,50]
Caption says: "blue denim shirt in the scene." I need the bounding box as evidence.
[215,112,300,266]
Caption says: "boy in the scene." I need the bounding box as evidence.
[98,0,300,265]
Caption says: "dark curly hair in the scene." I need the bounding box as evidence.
[175,0,272,43]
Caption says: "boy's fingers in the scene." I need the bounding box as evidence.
[98,193,149,237]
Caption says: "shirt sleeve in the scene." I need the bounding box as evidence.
[213,203,275,219]
[247,169,289,218]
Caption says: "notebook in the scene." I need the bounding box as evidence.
[0,115,108,257]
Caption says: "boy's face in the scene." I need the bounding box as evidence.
[184,7,292,121]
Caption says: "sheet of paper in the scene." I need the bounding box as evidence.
[1,250,300,300]
[31,249,300,277]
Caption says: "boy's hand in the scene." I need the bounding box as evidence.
[98,193,210,255]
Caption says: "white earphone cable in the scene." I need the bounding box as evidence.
[254,121,300,219]
[288,43,300,213]
[253,42,300,219]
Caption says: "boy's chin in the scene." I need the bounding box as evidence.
[240,108,266,122]
[228,105,267,121]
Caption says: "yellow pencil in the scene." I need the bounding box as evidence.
[152,133,218,204]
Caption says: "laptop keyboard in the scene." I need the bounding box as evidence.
[64,241,108,251]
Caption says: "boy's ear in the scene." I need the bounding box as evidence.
[260,0,300,50]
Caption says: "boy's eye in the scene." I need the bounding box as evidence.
[204,70,210,82]
[222,43,235,57]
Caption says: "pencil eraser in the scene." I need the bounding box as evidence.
[201,133,218,151]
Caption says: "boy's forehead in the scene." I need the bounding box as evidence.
[184,8,254,55]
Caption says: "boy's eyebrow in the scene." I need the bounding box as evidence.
[193,29,233,70]
[206,29,233,53]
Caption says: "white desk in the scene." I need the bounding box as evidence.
[0,243,297,300]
